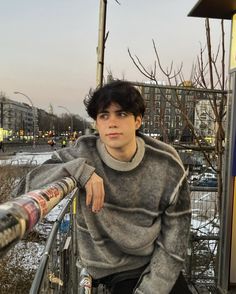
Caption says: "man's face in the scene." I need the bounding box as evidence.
[96,103,142,158]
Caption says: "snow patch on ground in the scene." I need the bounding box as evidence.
[0,152,53,166]
[7,240,45,271]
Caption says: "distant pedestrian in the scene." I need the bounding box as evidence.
[48,139,56,150]
[68,139,74,147]
[61,139,67,148]
[0,141,4,152]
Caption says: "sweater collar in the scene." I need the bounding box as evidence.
[96,137,145,171]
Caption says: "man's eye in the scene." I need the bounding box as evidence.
[119,112,128,117]
[98,113,108,119]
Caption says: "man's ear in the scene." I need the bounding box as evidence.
[135,115,142,130]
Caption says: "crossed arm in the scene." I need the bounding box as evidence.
[15,157,105,213]
[84,172,105,213]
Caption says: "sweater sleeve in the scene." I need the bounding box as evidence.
[134,178,191,294]
[13,156,95,196]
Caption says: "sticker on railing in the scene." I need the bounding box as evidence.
[0,176,77,257]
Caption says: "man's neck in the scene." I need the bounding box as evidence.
[105,143,137,162]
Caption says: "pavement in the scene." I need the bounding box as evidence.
[0,151,15,159]
[0,145,53,158]
[0,144,55,163]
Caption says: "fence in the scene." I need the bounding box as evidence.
[30,188,78,294]
[186,186,219,293]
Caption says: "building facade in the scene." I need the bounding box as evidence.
[133,81,225,145]
[135,82,195,142]
[0,96,38,137]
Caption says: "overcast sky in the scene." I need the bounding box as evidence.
[0,1,231,117]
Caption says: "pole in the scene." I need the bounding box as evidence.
[0,102,3,128]
[96,0,107,88]
[14,91,36,148]
[218,12,236,292]
[83,118,86,134]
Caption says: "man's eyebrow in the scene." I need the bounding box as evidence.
[98,108,124,114]
[98,110,109,113]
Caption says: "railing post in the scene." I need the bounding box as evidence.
[71,192,78,293]
[29,188,78,294]
[61,236,72,293]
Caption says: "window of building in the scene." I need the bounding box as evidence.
[165,122,170,128]
[154,115,160,121]
[165,115,170,121]
[165,108,170,115]
[175,109,181,115]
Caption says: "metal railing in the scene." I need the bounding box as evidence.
[186,186,219,290]
[30,188,78,294]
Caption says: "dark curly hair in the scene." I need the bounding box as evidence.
[84,80,145,120]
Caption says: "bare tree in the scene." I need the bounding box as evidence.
[128,19,227,214]
[193,19,227,213]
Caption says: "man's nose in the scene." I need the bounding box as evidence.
[108,114,118,128]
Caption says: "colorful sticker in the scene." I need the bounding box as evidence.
[27,192,48,219]
[13,197,40,231]
[0,208,22,252]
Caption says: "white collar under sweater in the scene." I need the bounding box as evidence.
[96,137,145,172]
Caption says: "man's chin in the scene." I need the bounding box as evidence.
[106,143,123,149]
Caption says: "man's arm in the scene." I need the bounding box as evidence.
[135,179,191,294]
[14,157,105,213]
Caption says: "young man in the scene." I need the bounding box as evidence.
[16,81,191,293]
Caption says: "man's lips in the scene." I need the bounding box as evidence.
[106,133,122,137]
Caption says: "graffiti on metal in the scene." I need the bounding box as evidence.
[0,176,77,257]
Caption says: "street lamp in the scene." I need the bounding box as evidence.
[14,91,36,148]
[58,106,73,135]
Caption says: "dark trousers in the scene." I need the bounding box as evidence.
[109,271,191,294]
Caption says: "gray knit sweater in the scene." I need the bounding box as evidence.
[16,134,191,294]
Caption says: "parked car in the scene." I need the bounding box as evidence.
[188,173,200,184]
[200,172,217,180]
[194,177,217,187]
[189,172,200,182]
[188,171,217,184]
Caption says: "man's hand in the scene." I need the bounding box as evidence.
[85,172,105,213]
